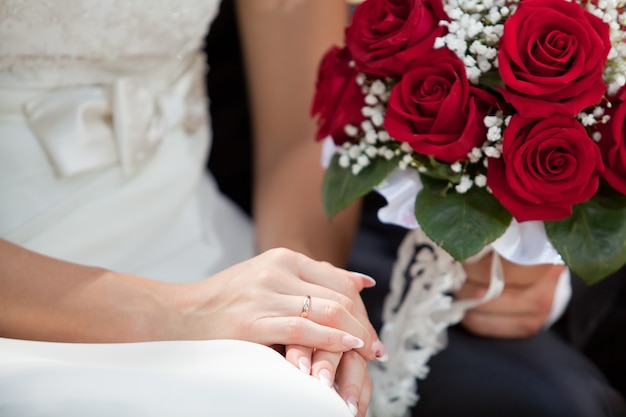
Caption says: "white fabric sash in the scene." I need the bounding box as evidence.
[4,54,205,177]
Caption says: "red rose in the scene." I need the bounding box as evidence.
[595,87,626,194]
[488,115,604,222]
[498,0,611,118]
[311,46,366,145]
[384,48,500,163]
[345,0,449,79]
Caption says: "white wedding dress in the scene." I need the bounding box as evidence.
[0,1,355,416]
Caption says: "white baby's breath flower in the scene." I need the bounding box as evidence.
[484,146,501,158]
[593,107,606,117]
[433,37,447,49]
[365,130,378,144]
[399,154,414,170]
[484,115,502,127]
[357,155,370,167]
[487,126,502,142]
[352,164,364,175]
[400,142,413,153]
[488,8,502,24]
[474,174,487,187]
[466,67,482,83]
[365,94,379,106]
[451,161,463,173]
[371,112,384,127]
[478,58,492,72]
[579,113,597,127]
[365,145,378,158]
[348,145,362,159]
[468,147,482,163]
[344,124,359,137]
[339,154,351,168]
[464,55,477,67]
[362,106,375,118]
[378,130,391,142]
[455,175,473,193]
[370,79,387,96]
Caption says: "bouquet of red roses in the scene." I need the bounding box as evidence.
[313,0,626,283]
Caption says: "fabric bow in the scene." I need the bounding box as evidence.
[23,58,204,177]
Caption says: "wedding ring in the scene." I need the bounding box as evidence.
[301,295,311,318]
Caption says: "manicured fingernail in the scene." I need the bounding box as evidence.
[298,357,311,375]
[351,271,377,288]
[346,395,359,416]
[318,368,333,388]
[342,335,364,349]
[372,339,388,362]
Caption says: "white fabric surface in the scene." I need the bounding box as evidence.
[0,1,353,415]
[0,338,351,417]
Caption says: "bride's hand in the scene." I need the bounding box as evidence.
[456,252,565,338]
[176,247,383,360]
[283,347,373,417]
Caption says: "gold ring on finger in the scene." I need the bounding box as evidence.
[301,295,311,318]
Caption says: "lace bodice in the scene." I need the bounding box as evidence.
[0,0,220,75]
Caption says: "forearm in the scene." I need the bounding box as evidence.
[236,0,360,265]
[0,239,180,343]
[254,140,361,265]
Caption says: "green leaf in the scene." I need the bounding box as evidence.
[415,175,512,261]
[479,69,505,89]
[322,154,401,218]
[412,154,462,182]
[545,193,626,285]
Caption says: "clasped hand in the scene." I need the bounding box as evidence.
[175,248,383,416]
[456,251,565,338]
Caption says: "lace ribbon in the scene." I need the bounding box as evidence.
[368,228,504,417]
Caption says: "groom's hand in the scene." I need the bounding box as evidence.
[455,253,565,338]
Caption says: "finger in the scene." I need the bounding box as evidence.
[462,310,547,338]
[470,282,557,317]
[251,316,365,353]
[500,262,565,287]
[285,344,312,375]
[453,277,490,300]
[245,263,372,338]
[238,250,384,359]
[455,268,560,316]
[302,294,384,362]
[259,248,364,295]
[286,250,372,299]
[335,350,371,417]
[462,252,493,285]
[283,295,378,360]
[310,350,342,388]
[349,271,377,289]
[463,252,565,288]
[262,249,382,353]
